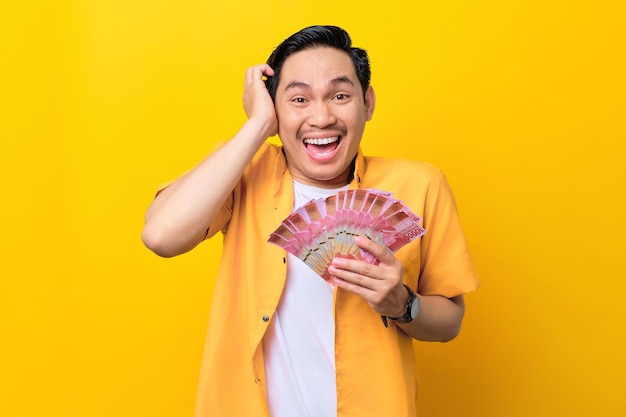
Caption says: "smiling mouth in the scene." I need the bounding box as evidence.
[303,136,341,156]
[304,136,339,146]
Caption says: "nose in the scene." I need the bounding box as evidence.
[307,100,337,128]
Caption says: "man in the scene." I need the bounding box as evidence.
[143,25,479,417]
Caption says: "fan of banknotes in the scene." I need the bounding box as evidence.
[268,189,426,283]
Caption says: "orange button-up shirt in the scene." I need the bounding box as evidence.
[192,143,479,417]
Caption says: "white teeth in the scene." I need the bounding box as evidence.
[303,136,339,145]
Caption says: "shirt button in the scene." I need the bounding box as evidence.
[262,315,269,322]
[255,378,261,384]
[283,257,286,263]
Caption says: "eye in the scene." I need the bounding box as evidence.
[334,93,350,101]
[292,97,307,103]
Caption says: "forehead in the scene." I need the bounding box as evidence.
[278,47,358,87]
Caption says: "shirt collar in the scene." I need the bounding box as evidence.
[351,148,366,189]
[272,147,366,222]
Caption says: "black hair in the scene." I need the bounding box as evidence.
[265,25,371,101]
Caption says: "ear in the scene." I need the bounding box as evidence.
[364,85,376,121]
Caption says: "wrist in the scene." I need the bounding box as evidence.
[391,286,410,317]
[381,285,420,328]
[246,115,277,139]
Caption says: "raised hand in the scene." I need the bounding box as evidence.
[243,64,278,139]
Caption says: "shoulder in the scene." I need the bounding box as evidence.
[245,142,284,173]
[366,155,441,173]
[360,155,455,216]
[251,142,282,162]
[363,156,445,187]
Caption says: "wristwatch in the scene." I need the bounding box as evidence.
[381,284,420,328]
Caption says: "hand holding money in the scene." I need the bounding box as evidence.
[328,235,409,319]
[268,189,426,283]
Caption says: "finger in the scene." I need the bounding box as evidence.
[332,275,375,297]
[261,64,275,77]
[245,64,274,85]
[329,264,377,291]
[354,236,394,264]
[250,63,274,76]
[330,257,382,283]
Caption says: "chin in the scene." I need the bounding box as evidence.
[307,169,351,186]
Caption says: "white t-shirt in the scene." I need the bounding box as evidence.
[263,180,348,417]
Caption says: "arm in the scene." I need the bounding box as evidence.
[396,293,464,342]
[142,64,277,258]
[328,236,465,342]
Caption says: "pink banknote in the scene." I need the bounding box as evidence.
[268,189,426,283]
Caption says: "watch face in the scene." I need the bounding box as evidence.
[410,296,420,319]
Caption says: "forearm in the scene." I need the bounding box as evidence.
[142,118,271,257]
[395,294,465,342]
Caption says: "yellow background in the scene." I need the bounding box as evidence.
[2,1,624,416]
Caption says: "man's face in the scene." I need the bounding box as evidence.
[274,47,375,188]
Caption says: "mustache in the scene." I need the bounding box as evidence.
[296,126,348,140]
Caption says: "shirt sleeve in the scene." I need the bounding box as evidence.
[418,170,480,297]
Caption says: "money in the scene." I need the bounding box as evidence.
[268,189,426,283]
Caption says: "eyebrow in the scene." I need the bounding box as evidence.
[283,76,355,91]
[330,76,355,87]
